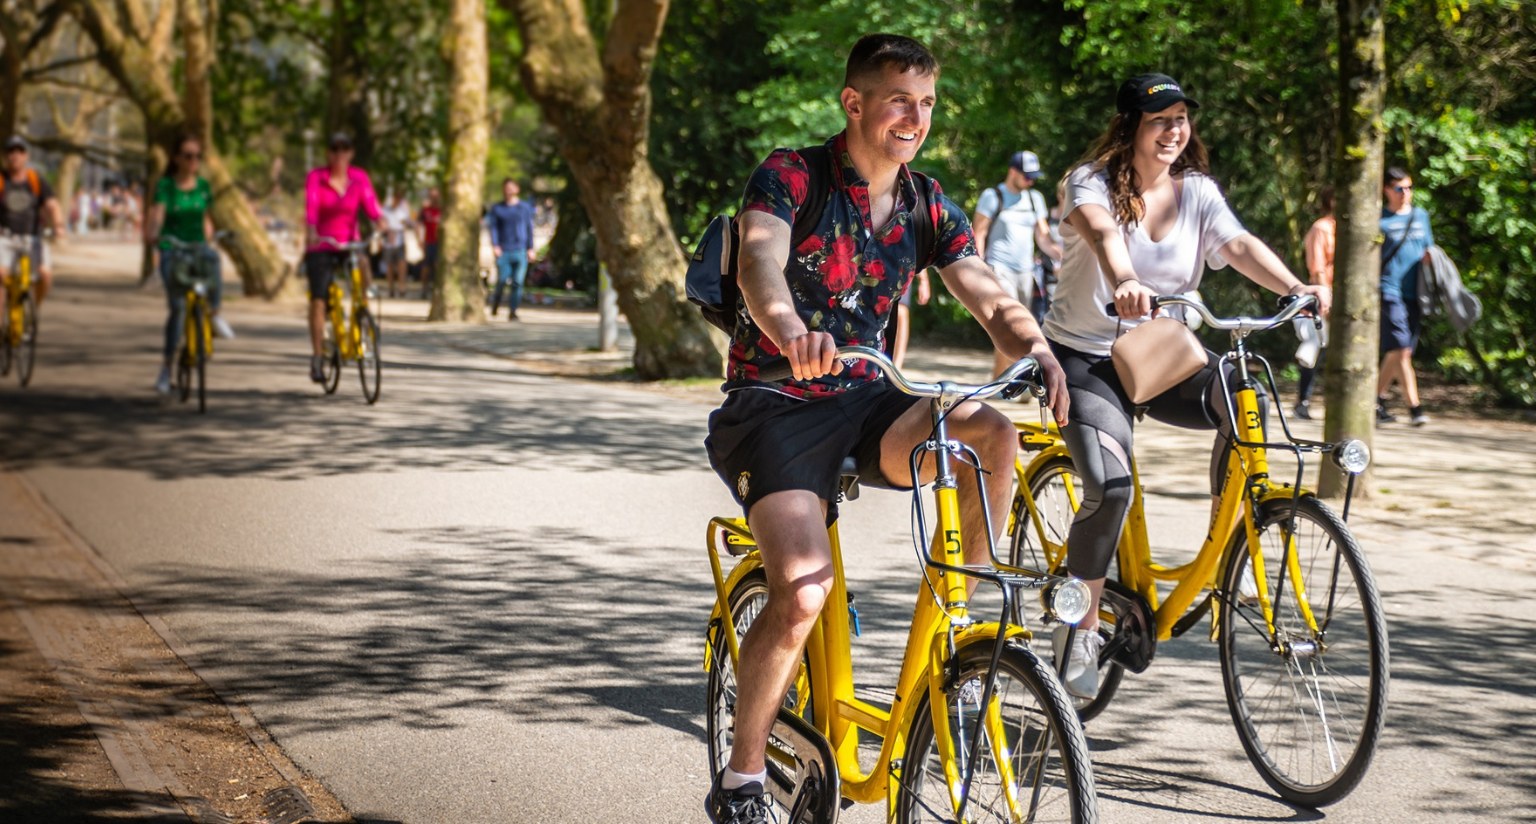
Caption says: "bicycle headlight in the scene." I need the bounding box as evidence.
[1042,577,1092,626]
[1333,439,1371,475]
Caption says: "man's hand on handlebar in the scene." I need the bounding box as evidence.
[1026,341,1070,426]
[782,331,843,382]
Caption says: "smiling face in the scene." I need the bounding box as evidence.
[842,66,936,168]
[1134,103,1191,169]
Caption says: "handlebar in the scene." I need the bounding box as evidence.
[159,230,232,250]
[1106,293,1318,334]
[759,345,1043,403]
[314,235,372,253]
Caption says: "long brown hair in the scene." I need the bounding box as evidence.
[1072,110,1211,227]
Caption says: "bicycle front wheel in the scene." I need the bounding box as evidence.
[321,325,342,394]
[1218,496,1388,807]
[0,296,13,376]
[357,309,381,404]
[896,641,1097,824]
[16,291,36,387]
[188,301,208,413]
[705,568,817,817]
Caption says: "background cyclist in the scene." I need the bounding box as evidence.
[303,131,381,382]
[1,135,63,304]
[144,134,233,396]
[1039,73,1330,700]
[701,34,1068,824]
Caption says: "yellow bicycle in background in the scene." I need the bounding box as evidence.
[705,347,1098,824]
[314,236,382,404]
[1005,294,1387,808]
[161,233,229,413]
[0,230,41,386]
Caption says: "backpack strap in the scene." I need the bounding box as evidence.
[25,168,39,198]
[789,144,833,251]
[912,172,936,271]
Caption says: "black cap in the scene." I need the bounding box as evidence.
[1116,73,1200,114]
[327,131,354,149]
[3,135,27,152]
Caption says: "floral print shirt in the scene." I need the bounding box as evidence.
[726,132,976,398]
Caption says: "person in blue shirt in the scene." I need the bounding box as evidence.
[485,179,536,319]
[1376,166,1435,426]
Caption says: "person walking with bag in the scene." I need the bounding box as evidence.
[1292,186,1334,420]
[1376,166,1435,426]
[1039,73,1330,700]
[973,150,1061,375]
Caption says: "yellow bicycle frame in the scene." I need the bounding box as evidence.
[4,250,31,345]
[1010,381,1321,644]
[705,480,1030,819]
[327,260,370,362]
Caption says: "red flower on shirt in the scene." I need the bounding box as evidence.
[865,258,887,282]
[765,152,810,205]
[945,231,970,256]
[797,233,825,255]
[874,295,891,316]
[821,234,858,293]
[882,224,905,246]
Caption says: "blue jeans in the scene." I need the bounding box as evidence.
[492,249,529,313]
[160,246,222,362]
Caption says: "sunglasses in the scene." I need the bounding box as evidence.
[329,144,353,152]
[4,147,24,154]
[180,152,202,160]
[1391,185,1413,193]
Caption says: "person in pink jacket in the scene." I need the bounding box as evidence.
[304,132,381,382]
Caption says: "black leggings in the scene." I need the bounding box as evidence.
[1050,339,1255,580]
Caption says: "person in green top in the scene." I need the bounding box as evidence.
[143,134,233,396]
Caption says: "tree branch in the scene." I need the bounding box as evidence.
[22,53,103,80]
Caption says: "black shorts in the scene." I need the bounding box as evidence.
[704,382,923,523]
[1380,291,1421,352]
[305,250,349,299]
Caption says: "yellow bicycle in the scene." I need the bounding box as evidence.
[0,230,41,386]
[1005,294,1387,808]
[162,234,227,413]
[705,347,1098,824]
[315,237,381,404]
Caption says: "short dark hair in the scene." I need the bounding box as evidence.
[843,34,939,90]
[1383,166,1409,185]
[502,177,518,188]
[1317,185,1334,215]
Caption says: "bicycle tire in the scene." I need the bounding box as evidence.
[1010,457,1124,721]
[357,309,381,404]
[189,301,208,414]
[1218,495,1388,807]
[16,291,36,387]
[320,328,341,394]
[896,640,1097,823]
[0,295,13,377]
[705,569,817,815]
[176,342,192,403]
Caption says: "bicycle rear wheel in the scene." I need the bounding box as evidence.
[1218,496,1388,807]
[321,326,342,394]
[16,292,36,387]
[705,568,817,820]
[357,309,381,404]
[1010,457,1124,721]
[0,297,12,376]
[896,640,1097,823]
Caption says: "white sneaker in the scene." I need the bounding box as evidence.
[1239,564,1261,605]
[212,316,235,340]
[1052,625,1105,700]
[154,367,172,396]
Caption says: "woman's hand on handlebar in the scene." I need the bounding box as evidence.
[1112,278,1157,320]
[1289,283,1332,317]
[781,331,843,382]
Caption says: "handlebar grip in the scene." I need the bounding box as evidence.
[1103,297,1165,318]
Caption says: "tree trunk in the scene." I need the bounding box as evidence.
[71,0,288,297]
[429,0,489,322]
[325,0,373,168]
[1319,0,1387,499]
[0,41,21,138]
[503,0,721,379]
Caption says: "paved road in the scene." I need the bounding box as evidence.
[4,239,1534,822]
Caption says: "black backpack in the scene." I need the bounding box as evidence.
[686,144,937,335]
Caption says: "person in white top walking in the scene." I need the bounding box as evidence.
[973,150,1061,376]
[379,191,413,298]
[1039,73,1331,700]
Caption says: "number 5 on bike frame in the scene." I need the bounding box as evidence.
[705,346,1099,824]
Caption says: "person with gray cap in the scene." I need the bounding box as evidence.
[2,136,64,306]
[1038,73,1331,700]
[973,149,1061,377]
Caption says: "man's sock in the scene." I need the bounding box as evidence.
[721,766,768,791]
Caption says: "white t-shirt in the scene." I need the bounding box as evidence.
[1042,166,1246,355]
[381,202,412,247]
[975,184,1048,272]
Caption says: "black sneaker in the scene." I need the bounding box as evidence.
[1375,403,1397,424]
[310,356,325,383]
[1409,406,1430,426]
[1292,401,1313,421]
[706,774,770,824]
